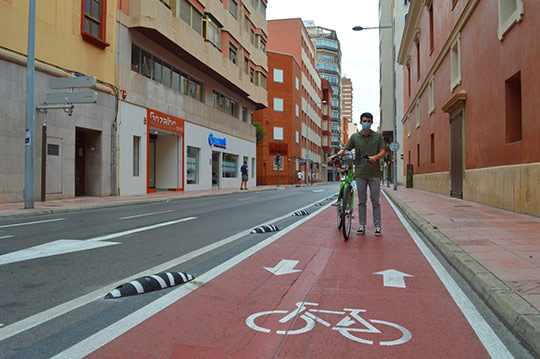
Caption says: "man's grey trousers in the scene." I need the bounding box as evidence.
[355,177,381,227]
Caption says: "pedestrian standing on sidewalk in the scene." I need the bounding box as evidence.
[329,112,386,236]
[240,161,249,190]
[297,171,303,185]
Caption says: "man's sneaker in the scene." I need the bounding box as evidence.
[356,226,365,235]
[375,227,382,236]
[331,201,339,206]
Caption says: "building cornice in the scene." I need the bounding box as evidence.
[397,0,424,65]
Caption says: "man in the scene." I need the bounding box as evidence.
[240,161,248,190]
[329,112,386,236]
[297,171,303,185]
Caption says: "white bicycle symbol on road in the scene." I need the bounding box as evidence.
[246,302,412,346]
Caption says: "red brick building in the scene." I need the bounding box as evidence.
[398,0,540,217]
[255,18,324,185]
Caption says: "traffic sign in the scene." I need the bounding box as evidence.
[389,142,400,152]
[49,76,97,89]
[46,91,98,104]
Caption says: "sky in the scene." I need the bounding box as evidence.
[266,0,381,127]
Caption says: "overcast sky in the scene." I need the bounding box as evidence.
[266,0,381,127]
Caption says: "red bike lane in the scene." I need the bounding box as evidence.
[83,196,494,359]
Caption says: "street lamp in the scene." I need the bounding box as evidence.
[304,99,327,185]
[353,23,398,191]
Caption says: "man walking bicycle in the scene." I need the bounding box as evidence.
[329,112,386,236]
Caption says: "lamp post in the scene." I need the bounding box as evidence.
[304,99,327,185]
[353,23,398,191]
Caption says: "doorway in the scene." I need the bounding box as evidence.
[212,151,220,188]
[75,132,85,196]
[149,134,157,189]
[450,111,463,199]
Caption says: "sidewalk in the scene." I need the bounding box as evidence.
[0,185,300,218]
[383,186,540,357]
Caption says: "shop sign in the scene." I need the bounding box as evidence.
[269,143,288,155]
[147,108,184,134]
[208,133,227,149]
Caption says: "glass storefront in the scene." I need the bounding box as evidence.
[187,146,199,184]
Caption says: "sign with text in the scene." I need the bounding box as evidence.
[208,133,227,149]
[269,143,288,155]
[147,109,184,134]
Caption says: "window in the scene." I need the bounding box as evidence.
[203,16,221,48]
[250,29,255,46]
[242,107,248,122]
[222,154,238,178]
[187,146,199,184]
[162,62,171,87]
[415,39,420,81]
[172,68,181,91]
[296,77,299,90]
[273,98,284,112]
[260,0,266,18]
[131,45,141,72]
[296,131,299,143]
[417,143,420,167]
[296,104,299,117]
[505,71,522,143]
[213,91,237,117]
[153,57,162,83]
[257,35,266,52]
[141,49,152,78]
[430,133,435,164]
[416,102,420,128]
[229,43,237,64]
[429,3,434,53]
[244,15,249,32]
[176,0,203,35]
[450,35,461,90]
[428,77,434,114]
[274,69,283,83]
[250,67,255,83]
[81,0,110,48]
[188,78,203,101]
[498,0,524,40]
[274,127,284,140]
[257,72,267,89]
[407,115,411,137]
[407,63,411,96]
[244,57,249,74]
[251,158,255,178]
[133,136,140,176]
[229,0,238,18]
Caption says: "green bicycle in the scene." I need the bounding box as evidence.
[334,154,369,240]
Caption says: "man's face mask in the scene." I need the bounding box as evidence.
[362,122,372,131]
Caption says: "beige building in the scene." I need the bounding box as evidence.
[341,77,353,122]
[116,0,268,194]
[0,0,119,203]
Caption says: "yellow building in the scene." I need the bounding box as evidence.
[0,0,119,202]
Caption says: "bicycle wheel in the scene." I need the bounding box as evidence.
[341,186,353,240]
[336,198,343,229]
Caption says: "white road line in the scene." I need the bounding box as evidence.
[383,192,513,359]
[51,202,333,359]
[0,218,65,229]
[237,197,255,201]
[120,210,174,220]
[0,197,333,343]
[0,235,14,239]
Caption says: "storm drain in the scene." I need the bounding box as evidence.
[105,272,194,299]
[251,224,281,234]
[292,210,310,216]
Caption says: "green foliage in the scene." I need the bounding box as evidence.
[254,122,266,144]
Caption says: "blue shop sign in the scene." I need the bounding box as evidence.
[208,133,227,149]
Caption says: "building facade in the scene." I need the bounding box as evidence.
[265,18,323,185]
[0,0,118,203]
[304,21,342,181]
[116,0,268,194]
[398,0,540,217]
[341,76,353,123]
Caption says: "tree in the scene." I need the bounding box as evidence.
[254,122,266,144]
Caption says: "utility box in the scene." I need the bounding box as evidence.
[406,164,413,188]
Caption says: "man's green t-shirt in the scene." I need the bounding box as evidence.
[345,130,385,178]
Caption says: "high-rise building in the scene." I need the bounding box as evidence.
[116,0,268,194]
[341,77,353,124]
[304,21,342,181]
[261,18,323,185]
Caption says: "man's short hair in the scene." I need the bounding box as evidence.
[360,112,374,121]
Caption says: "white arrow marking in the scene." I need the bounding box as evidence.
[373,269,414,288]
[0,217,196,266]
[0,218,65,229]
[264,259,302,276]
[312,189,324,192]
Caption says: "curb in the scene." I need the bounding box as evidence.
[383,188,540,357]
